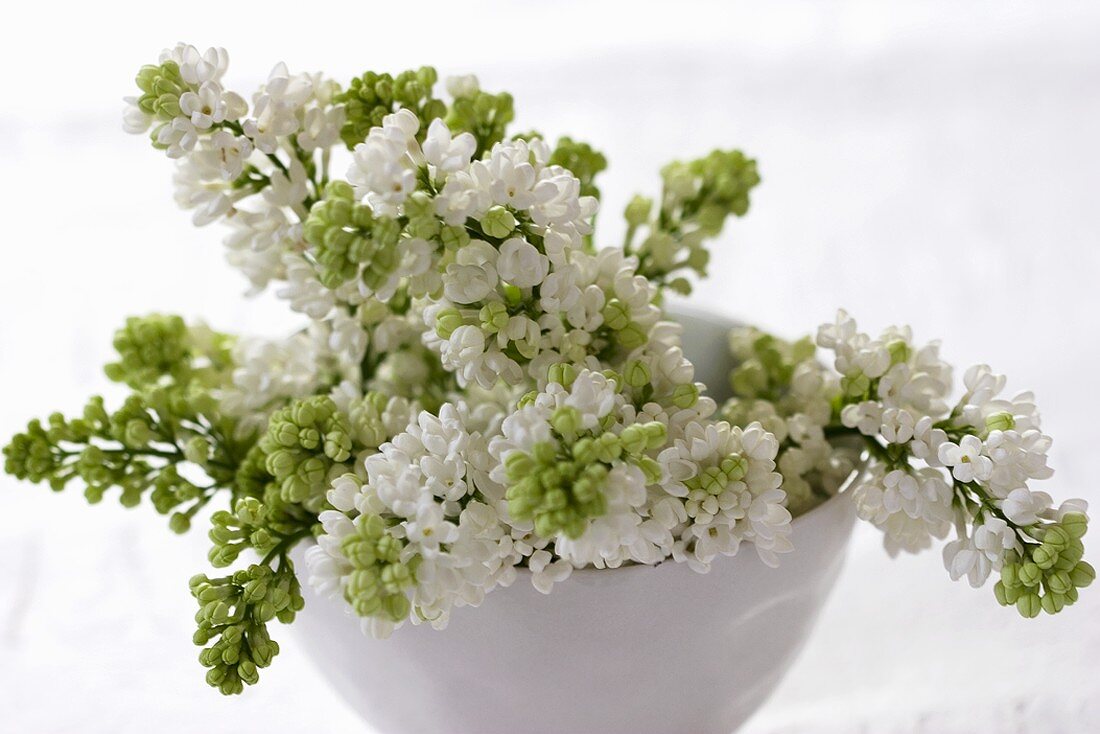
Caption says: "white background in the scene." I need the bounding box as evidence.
[1,1,1098,731]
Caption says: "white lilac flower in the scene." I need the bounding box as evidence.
[276,253,337,320]
[553,464,657,569]
[222,204,298,292]
[263,159,311,212]
[486,139,542,209]
[1001,487,1053,526]
[938,435,994,484]
[983,429,1054,497]
[440,325,491,388]
[220,327,332,435]
[172,152,237,226]
[328,309,369,365]
[852,466,954,556]
[658,421,790,569]
[410,500,518,627]
[311,402,518,632]
[1050,498,1089,522]
[496,238,549,288]
[445,74,480,99]
[442,242,498,304]
[179,81,246,130]
[879,408,916,444]
[943,517,1018,588]
[347,109,419,213]
[297,103,345,152]
[528,549,574,594]
[815,309,858,351]
[243,62,316,154]
[160,43,230,86]
[434,165,493,225]
[156,117,200,158]
[840,400,882,437]
[422,118,476,173]
[910,416,947,467]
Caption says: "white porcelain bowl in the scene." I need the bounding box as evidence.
[291,309,858,734]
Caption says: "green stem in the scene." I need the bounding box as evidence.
[261,529,312,567]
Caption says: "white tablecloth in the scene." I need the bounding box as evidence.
[2,2,1098,730]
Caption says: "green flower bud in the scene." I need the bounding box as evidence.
[551,407,582,440]
[841,371,871,398]
[592,433,622,463]
[602,299,631,331]
[1061,512,1088,540]
[169,512,192,534]
[1045,569,1073,596]
[1043,525,1070,551]
[615,322,647,350]
[440,224,470,250]
[259,396,352,510]
[636,456,662,484]
[666,277,692,296]
[1019,562,1043,587]
[730,361,767,398]
[479,302,510,334]
[619,424,649,456]
[1070,561,1095,588]
[547,363,576,388]
[624,195,652,227]
[1040,592,1065,615]
[1033,544,1058,570]
[480,206,517,238]
[435,308,465,339]
[1016,592,1042,618]
[984,411,1015,434]
[623,360,652,388]
[686,246,709,274]
[642,422,668,451]
[672,383,700,409]
[446,87,514,157]
[549,136,607,198]
[336,67,444,148]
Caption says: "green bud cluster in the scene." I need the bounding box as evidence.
[134,61,191,123]
[3,316,245,529]
[303,181,403,289]
[104,314,193,387]
[480,205,518,239]
[601,298,648,350]
[402,191,444,241]
[190,562,304,695]
[341,513,417,622]
[347,391,399,449]
[626,149,760,293]
[208,497,283,567]
[661,149,760,234]
[446,88,515,158]
[727,328,817,404]
[504,414,665,539]
[336,67,445,149]
[258,396,352,509]
[683,453,748,496]
[994,513,1093,617]
[549,137,608,199]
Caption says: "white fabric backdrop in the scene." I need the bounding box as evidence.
[2,1,1098,730]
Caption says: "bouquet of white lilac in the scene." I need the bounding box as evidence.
[4,44,1092,696]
